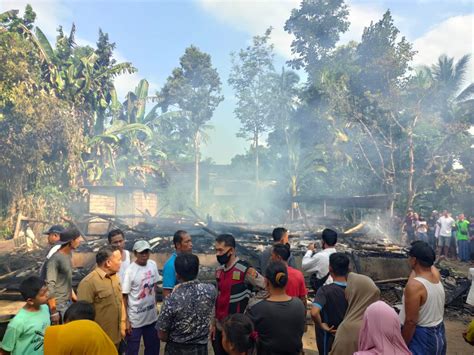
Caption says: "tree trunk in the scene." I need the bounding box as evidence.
[255,130,259,187]
[389,199,395,217]
[194,131,200,208]
[407,127,415,209]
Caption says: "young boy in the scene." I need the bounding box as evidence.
[0,276,50,355]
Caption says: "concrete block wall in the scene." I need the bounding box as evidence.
[89,192,116,214]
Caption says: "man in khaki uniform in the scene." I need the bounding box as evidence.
[77,245,123,349]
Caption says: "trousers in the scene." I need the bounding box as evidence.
[125,322,159,355]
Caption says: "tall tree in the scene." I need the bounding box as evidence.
[284,0,349,76]
[159,46,223,207]
[228,28,275,186]
[268,68,301,218]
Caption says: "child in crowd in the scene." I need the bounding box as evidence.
[0,276,50,355]
[222,314,256,355]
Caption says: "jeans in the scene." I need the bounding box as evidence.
[126,322,159,355]
[56,302,71,324]
[470,239,474,261]
[458,239,469,262]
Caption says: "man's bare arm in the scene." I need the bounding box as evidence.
[122,294,132,335]
[402,281,422,345]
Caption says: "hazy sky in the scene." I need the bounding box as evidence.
[2,0,473,163]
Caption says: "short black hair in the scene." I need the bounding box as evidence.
[322,228,337,246]
[272,243,290,261]
[409,241,435,267]
[107,229,124,243]
[216,234,236,248]
[175,253,199,282]
[96,245,119,265]
[265,260,288,288]
[19,276,45,301]
[222,314,255,353]
[59,228,81,249]
[329,253,350,276]
[173,230,188,248]
[63,301,95,323]
[272,227,288,242]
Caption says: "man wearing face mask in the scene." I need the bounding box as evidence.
[211,234,265,355]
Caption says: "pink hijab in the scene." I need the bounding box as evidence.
[354,301,411,355]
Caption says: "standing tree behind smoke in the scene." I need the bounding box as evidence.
[267,68,301,218]
[284,0,350,76]
[228,28,275,187]
[158,46,223,207]
[348,10,415,215]
[402,55,474,210]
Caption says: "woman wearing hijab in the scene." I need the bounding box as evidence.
[355,301,411,355]
[330,272,380,355]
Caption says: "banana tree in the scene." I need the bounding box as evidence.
[7,16,137,136]
[84,120,155,184]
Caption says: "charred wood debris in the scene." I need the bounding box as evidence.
[0,210,472,320]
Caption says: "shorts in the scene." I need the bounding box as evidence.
[438,236,451,247]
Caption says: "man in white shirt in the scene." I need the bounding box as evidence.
[437,210,455,257]
[108,229,130,284]
[302,229,337,291]
[122,240,161,355]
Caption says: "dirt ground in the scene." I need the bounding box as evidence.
[1,301,473,354]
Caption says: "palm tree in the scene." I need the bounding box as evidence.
[430,54,474,123]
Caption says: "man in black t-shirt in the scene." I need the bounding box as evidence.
[311,253,349,355]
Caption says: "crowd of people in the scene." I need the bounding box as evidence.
[402,209,473,262]
[0,224,472,355]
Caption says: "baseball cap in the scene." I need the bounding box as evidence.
[43,225,65,235]
[133,240,151,253]
[59,228,81,244]
[408,241,435,266]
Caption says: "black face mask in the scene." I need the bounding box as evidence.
[217,250,231,265]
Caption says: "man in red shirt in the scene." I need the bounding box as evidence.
[272,243,307,306]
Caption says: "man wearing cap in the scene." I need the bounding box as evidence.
[77,245,124,349]
[122,240,161,355]
[400,241,446,354]
[39,225,65,281]
[46,228,82,324]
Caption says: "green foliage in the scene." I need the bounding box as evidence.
[0,5,147,225]
[159,45,223,126]
[0,31,84,220]
[355,10,416,94]
[284,0,349,73]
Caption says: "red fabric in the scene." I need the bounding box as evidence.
[215,264,247,321]
[285,266,308,298]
